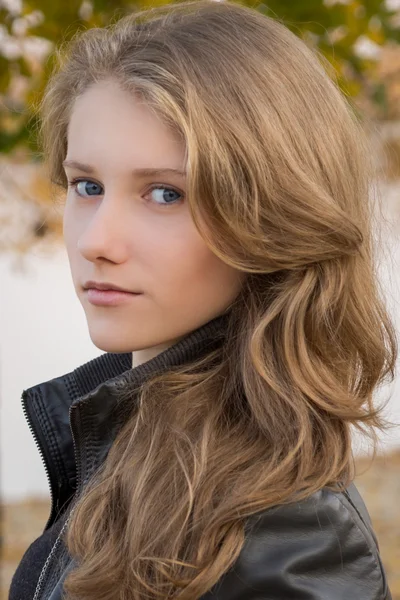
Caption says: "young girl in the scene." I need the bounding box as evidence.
[10,1,397,599]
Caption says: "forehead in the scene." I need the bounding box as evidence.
[67,79,186,172]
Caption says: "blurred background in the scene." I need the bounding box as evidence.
[1,0,400,598]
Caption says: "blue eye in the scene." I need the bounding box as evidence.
[68,179,103,197]
[147,186,183,206]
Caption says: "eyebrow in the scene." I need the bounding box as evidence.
[62,160,186,178]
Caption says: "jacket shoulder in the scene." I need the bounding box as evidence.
[203,483,390,600]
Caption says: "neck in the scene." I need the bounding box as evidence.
[131,337,183,368]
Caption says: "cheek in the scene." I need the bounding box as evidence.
[156,227,243,304]
[63,206,84,276]
[63,209,73,256]
[63,198,93,255]
[63,202,78,248]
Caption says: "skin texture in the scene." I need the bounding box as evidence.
[63,79,244,367]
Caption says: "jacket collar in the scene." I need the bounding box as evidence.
[21,312,230,529]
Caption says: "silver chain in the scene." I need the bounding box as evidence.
[32,507,75,600]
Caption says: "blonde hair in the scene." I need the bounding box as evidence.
[38,1,397,598]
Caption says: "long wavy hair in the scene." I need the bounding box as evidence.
[37,1,397,598]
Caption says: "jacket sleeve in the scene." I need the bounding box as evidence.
[209,487,391,600]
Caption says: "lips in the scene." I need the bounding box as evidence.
[83,280,141,293]
[85,288,142,306]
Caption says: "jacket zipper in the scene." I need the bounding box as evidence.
[21,390,54,531]
[31,402,83,600]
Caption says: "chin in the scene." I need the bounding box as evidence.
[86,324,154,354]
[85,327,132,354]
[90,338,131,354]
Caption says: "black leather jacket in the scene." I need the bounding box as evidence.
[10,342,392,600]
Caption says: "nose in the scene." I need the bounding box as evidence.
[77,195,131,263]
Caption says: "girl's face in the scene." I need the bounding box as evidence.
[63,79,244,365]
